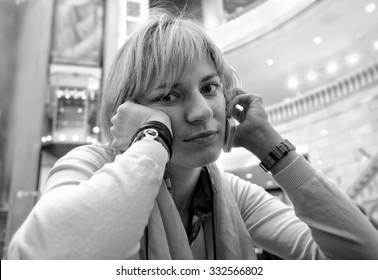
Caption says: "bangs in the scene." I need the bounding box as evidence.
[136,15,215,96]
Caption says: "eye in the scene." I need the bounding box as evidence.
[156,92,180,103]
[201,83,222,96]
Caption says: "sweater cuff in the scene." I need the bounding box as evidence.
[116,138,169,167]
[273,155,316,193]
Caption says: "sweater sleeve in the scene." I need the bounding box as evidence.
[228,155,378,260]
[8,140,168,259]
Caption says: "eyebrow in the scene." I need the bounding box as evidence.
[155,72,220,91]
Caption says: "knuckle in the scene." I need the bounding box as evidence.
[110,115,118,125]
[110,126,118,136]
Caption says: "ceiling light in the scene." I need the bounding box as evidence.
[365,3,376,13]
[313,36,322,44]
[306,71,318,81]
[346,53,360,65]
[319,129,328,136]
[287,77,299,89]
[326,62,338,74]
[266,59,274,66]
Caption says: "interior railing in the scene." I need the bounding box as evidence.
[266,61,378,125]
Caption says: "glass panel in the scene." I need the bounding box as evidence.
[45,68,101,145]
[50,0,104,66]
[127,1,141,17]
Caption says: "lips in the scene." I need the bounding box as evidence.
[184,130,218,142]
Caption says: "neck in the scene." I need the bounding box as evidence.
[165,164,202,229]
[166,165,201,206]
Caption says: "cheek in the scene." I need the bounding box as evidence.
[213,98,227,123]
[160,109,183,139]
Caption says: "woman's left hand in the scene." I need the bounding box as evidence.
[226,88,283,159]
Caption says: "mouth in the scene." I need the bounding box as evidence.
[184,130,218,142]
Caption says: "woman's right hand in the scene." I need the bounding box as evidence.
[110,100,172,151]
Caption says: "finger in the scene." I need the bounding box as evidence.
[111,139,124,150]
[224,88,238,104]
[226,93,251,116]
[228,93,262,110]
[110,115,119,126]
[110,125,119,137]
[251,94,263,104]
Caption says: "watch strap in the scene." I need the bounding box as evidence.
[129,121,173,161]
[259,139,295,172]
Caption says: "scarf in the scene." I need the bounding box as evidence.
[139,163,257,259]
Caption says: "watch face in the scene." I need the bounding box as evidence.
[143,128,158,139]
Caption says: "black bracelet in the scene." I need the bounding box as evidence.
[129,121,173,159]
[136,121,172,149]
[138,121,172,147]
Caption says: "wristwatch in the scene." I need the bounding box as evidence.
[259,139,295,172]
[132,128,159,143]
[131,128,171,158]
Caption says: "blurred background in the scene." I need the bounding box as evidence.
[0,0,377,258]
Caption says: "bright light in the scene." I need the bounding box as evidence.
[41,136,47,143]
[319,129,328,136]
[86,136,92,143]
[93,126,100,133]
[266,181,274,187]
[306,71,318,81]
[287,76,299,89]
[245,173,253,179]
[59,134,67,141]
[236,104,243,111]
[326,62,338,74]
[266,59,274,66]
[313,36,323,44]
[346,53,360,65]
[46,135,52,141]
[374,41,378,50]
[365,3,376,13]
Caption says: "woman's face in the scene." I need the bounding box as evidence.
[137,56,226,169]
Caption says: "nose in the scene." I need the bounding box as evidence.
[185,92,214,124]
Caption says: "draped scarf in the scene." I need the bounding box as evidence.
[138,163,257,259]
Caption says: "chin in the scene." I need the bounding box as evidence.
[185,145,223,168]
[202,149,222,166]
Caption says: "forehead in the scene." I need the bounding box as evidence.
[156,54,219,89]
[176,56,218,81]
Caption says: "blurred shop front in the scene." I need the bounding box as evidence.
[0,0,120,259]
[1,0,378,259]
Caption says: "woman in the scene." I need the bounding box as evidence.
[8,9,378,259]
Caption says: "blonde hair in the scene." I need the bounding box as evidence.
[100,8,240,142]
